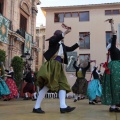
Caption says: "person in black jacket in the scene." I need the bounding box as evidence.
[102,19,120,112]
[33,28,83,114]
[72,58,93,102]
[23,68,37,100]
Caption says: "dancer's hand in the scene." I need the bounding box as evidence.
[64,28,71,35]
[79,37,84,41]
[105,18,114,24]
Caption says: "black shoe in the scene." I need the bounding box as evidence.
[116,104,120,107]
[81,97,85,100]
[93,99,101,103]
[89,102,95,105]
[73,99,77,102]
[93,99,98,103]
[60,106,76,113]
[77,97,80,100]
[109,107,120,112]
[3,99,8,101]
[32,99,37,101]
[33,108,45,113]
[23,97,29,100]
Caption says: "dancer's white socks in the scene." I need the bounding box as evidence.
[25,93,28,98]
[34,86,49,109]
[33,92,37,99]
[59,90,67,108]
[110,105,116,109]
[74,94,78,100]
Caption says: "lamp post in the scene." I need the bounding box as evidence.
[21,51,33,73]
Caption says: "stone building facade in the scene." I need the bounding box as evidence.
[0,0,40,70]
[36,25,45,71]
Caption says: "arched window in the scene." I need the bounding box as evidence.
[20,1,30,32]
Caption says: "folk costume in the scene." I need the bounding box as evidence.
[33,29,80,113]
[102,19,120,112]
[23,70,37,100]
[3,67,18,101]
[0,62,10,97]
[87,66,102,105]
[72,60,90,102]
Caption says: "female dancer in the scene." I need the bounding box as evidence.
[0,62,10,98]
[72,58,94,102]
[102,19,120,112]
[3,66,18,101]
[87,62,102,105]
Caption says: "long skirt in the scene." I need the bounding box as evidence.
[0,77,10,96]
[87,79,102,101]
[4,78,18,99]
[37,59,71,93]
[23,82,35,94]
[72,78,88,95]
[102,60,120,105]
[20,81,34,97]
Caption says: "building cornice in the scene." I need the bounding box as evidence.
[41,2,120,10]
[8,30,25,43]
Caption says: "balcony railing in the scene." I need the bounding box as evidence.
[16,29,25,38]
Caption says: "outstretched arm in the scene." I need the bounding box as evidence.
[73,61,78,69]
[108,19,116,48]
[105,19,117,50]
[109,19,116,35]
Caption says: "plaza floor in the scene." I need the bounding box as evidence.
[0,98,120,120]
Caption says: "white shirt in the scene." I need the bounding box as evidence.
[58,41,64,57]
[57,32,80,57]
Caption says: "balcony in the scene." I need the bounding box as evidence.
[16,29,25,38]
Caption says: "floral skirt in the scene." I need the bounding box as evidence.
[4,78,18,99]
[37,59,71,93]
[102,60,120,105]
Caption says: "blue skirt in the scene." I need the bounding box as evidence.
[87,79,102,101]
[0,77,10,96]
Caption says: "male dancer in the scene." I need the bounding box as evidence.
[33,26,82,113]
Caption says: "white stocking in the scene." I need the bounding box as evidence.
[33,92,37,99]
[74,94,78,100]
[34,86,49,109]
[25,93,28,98]
[59,90,67,108]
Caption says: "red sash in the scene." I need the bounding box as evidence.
[103,51,110,74]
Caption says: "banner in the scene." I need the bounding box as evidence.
[0,14,10,44]
[24,32,32,53]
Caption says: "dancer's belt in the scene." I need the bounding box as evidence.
[54,56,63,63]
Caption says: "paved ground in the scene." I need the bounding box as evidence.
[0,98,120,120]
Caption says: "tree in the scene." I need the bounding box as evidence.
[0,49,6,62]
[0,49,6,76]
[11,56,24,87]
